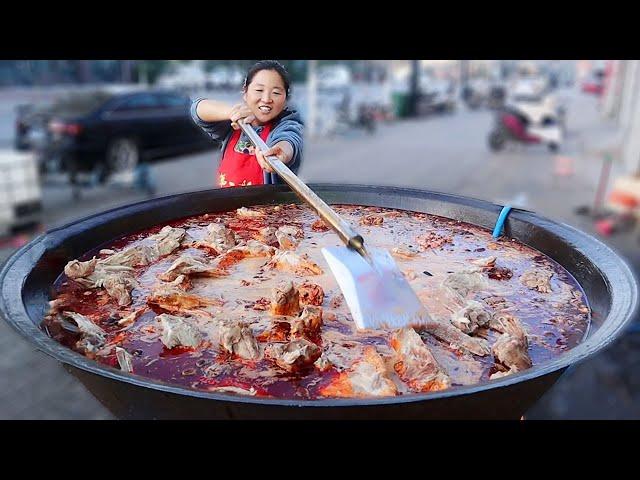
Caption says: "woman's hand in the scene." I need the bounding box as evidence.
[254,141,293,173]
[229,103,255,130]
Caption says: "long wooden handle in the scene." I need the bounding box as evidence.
[238,121,366,254]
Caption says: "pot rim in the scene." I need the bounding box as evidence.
[1,184,637,408]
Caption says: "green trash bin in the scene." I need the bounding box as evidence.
[392,92,410,118]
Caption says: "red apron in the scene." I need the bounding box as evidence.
[217,123,272,187]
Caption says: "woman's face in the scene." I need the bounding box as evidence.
[243,69,287,124]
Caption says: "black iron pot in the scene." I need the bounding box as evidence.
[1,185,637,419]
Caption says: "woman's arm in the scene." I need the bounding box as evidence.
[197,99,256,127]
[262,112,304,172]
[191,98,256,142]
[195,98,234,122]
[254,140,294,172]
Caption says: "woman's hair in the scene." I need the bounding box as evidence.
[243,60,291,97]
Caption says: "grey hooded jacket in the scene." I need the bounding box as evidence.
[190,98,304,185]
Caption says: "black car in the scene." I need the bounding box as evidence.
[20,89,215,186]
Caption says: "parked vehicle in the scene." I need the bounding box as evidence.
[206,66,230,89]
[156,63,207,91]
[0,150,42,239]
[14,103,54,151]
[335,92,377,134]
[417,75,457,114]
[582,69,605,95]
[317,65,352,91]
[487,92,564,153]
[23,90,215,193]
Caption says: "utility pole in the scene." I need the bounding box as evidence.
[460,60,468,88]
[407,59,420,117]
[307,60,318,139]
[121,60,133,83]
[77,60,92,84]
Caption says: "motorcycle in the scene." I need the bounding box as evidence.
[487,94,564,153]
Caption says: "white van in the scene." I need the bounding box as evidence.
[0,150,42,238]
[318,65,352,90]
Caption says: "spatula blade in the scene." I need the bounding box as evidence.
[322,246,433,331]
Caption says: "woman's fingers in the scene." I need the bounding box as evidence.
[261,146,283,160]
[255,150,274,172]
[230,103,253,126]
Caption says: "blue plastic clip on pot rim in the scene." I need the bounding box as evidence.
[492,205,513,239]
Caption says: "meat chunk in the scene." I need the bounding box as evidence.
[159,255,224,282]
[486,266,513,281]
[63,256,138,306]
[270,281,301,316]
[490,314,532,372]
[117,307,147,327]
[471,256,512,280]
[147,226,188,257]
[360,214,384,226]
[319,346,397,398]
[390,327,451,392]
[207,386,257,395]
[492,336,531,372]
[99,245,158,268]
[236,207,264,218]
[298,282,324,306]
[252,297,271,311]
[291,305,323,339]
[62,311,106,344]
[311,219,330,232]
[520,269,553,293]
[314,354,333,372]
[278,225,304,238]
[231,240,276,257]
[213,241,276,270]
[489,313,525,336]
[266,338,322,372]
[471,256,497,268]
[489,369,513,380]
[255,226,278,245]
[275,225,302,250]
[450,300,491,335]
[195,223,238,253]
[219,322,261,360]
[148,276,222,313]
[256,321,291,343]
[157,314,202,349]
[391,246,419,260]
[419,320,491,356]
[416,231,453,250]
[64,258,98,279]
[442,270,486,298]
[115,347,134,373]
[99,227,187,268]
[266,251,323,276]
[98,271,138,306]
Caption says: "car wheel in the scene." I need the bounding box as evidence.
[106,138,139,183]
[548,142,559,153]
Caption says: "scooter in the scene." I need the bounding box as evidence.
[487,97,563,153]
[333,94,377,135]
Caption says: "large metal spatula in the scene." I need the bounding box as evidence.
[238,121,432,331]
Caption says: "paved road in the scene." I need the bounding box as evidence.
[1,87,637,419]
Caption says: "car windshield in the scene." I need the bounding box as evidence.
[50,91,114,116]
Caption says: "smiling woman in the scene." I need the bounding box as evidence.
[191,60,304,188]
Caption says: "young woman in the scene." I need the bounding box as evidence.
[190,60,304,187]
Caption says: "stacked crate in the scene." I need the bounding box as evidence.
[0,150,42,238]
